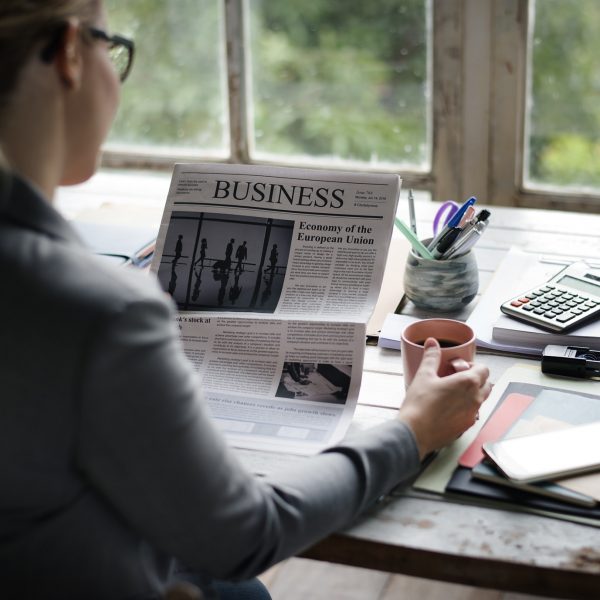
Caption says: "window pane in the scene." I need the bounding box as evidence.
[527,0,600,190]
[105,0,228,155]
[248,0,430,168]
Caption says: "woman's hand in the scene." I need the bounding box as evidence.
[397,338,492,460]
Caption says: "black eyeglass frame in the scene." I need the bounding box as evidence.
[40,24,135,83]
[86,26,135,83]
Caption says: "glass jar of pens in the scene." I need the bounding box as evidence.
[396,195,490,312]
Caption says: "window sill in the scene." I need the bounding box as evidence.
[55,168,171,228]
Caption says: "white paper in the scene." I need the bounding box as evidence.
[466,248,565,355]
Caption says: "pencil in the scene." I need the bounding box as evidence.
[394,217,434,260]
[408,189,417,235]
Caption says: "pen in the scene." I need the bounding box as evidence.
[441,225,485,259]
[394,217,435,260]
[443,210,491,259]
[427,196,476,251]
[446,208,490,247]
[448,196,476,228]
[458,205,476,228]
[408,189,417,235]
[432,227,462,259]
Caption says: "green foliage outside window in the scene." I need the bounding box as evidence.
[529,0,600,187]
[249,0,428,166]
[106,0,428,166]
[106,0,227,153]
[104,0,600,190]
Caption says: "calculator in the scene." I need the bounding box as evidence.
[500,261,600,333]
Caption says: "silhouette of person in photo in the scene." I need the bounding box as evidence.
[194,238,207,268]
[235,241,247,272]
[260,270,275,306]
[217,269,230,306]
[266,243,278,274]
[229,272,242,305]
[224,238,234,270]
[191,268,203,302]
[212,261,225,277]
[168,264,178,296]
[172,234,183,266]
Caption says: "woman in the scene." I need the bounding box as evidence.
[0,1,491,599]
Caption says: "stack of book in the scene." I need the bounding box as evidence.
[445,384,600,521]
[466,247,600,355]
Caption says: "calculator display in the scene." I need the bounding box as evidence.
[555,275,600,297]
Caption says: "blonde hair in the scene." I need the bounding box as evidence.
[0,1,100,170]
[0,0,98,103]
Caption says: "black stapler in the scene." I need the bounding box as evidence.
[541,345,600,379]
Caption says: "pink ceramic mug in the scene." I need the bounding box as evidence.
[401,319,476,388]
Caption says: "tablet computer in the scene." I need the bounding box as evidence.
[483,421,600,483]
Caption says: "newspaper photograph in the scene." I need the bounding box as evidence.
[151,163,401,454]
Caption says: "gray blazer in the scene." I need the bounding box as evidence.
[0,171,420,599]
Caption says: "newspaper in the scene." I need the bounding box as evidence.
[151,163,401,454]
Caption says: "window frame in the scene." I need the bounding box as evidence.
[101,0,600,212]
[467,0,600,211]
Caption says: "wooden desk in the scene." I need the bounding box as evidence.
[59,181,600,599]
[295,204,600,599]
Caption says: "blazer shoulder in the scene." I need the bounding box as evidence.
[1,221,171,320]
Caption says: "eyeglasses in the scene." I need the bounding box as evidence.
[40,24,135,83]
[86,27,135,83]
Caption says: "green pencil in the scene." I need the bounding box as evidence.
[394,217,435,260]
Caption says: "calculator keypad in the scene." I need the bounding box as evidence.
[502,284,600,332]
